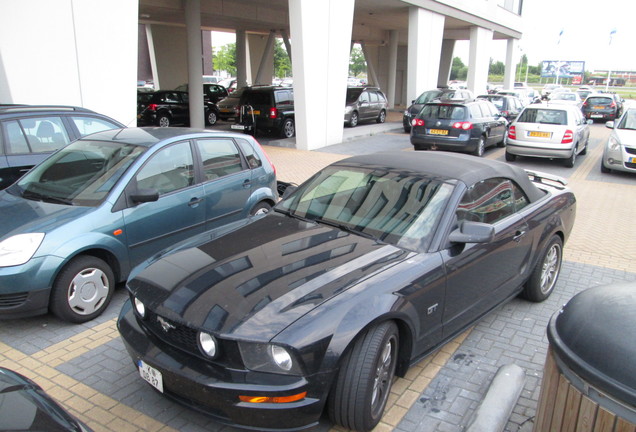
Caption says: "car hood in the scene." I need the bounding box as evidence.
[614,128,636,146]
[0,191,94,239]
[128,212,410,340]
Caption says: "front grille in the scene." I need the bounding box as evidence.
[625,147,636,155]
[625,162,636,169]
[145,310,199,353]
[0,293,28,308]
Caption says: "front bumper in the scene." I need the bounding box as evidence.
[117,300,329,431]
[602,146,636,173]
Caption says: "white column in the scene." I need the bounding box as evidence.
[467,26,493,96]
[407,7,445,105]
[360,42,379,87]
[289,0,354,150]
[438,39,455,88]
[387,30,398,108]
[185,0,204,128]
[504,38,517,89]
[280,29,292,62]
[250,31,275,85]
[236,30,249,88]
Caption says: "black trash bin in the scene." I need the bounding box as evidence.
[534,283,636,432]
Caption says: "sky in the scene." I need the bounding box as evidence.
[211,0,635,74]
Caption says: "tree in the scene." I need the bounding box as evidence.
[349,45,366,77]
[274,39,291,78]
[489,58,505,75]
[450,57,467,80]
[213,43,236,76]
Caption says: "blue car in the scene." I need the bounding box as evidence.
[0,127,277,323]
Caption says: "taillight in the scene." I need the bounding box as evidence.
[255,139,276,176]
[147,104,158,111]
[452,121,473,130]
[269,107,278,119]
[508,125,516,140]
[411,119,425,127]
[501,110,509,117]
[561,130,574,144]
[610,102,616,108]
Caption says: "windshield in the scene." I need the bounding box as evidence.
[9,140,145,206]
[346,88,364,104]
[618,110,636,130]
[276,165,454,252]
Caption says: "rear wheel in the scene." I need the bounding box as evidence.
[281,118,295,138]
[206,110,218,126]
[50,256,115,323]
[376,110,386,124]
[472,136,485,157]
[505,151,516,162]
[157,114,170,127]
[521,235,562,302]
[564,147,577,168]
[328,322,398,432]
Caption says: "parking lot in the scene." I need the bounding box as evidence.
[1,115,634,432]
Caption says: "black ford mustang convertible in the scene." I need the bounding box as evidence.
[118,151,576,431]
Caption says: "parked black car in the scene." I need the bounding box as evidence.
[0,105,124,189]
[403,88,474,133]
[118,151,575,432]
[231,86,295,138]
[175,83,229,104]
[0,367,93,431]
[476,94,525,123]
[582,93,623,122]
[344,86,388,127]
[137,90,220,127]
[410,99,507,156]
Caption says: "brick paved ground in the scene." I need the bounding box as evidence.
[0,116,634,432]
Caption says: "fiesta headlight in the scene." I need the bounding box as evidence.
[133,297,146,318]
[198,332,218,358]
[0,233,45,267]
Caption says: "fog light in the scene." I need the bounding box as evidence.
[133,297,145,318]
[198,332,218,358]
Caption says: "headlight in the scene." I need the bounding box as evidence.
[198,332,218,358]
[344,106,352,114]
[607,136,621,151]
[0,233,45,267]
[238,342,302,375]
[133,297,146,318]
[404,110,409,116]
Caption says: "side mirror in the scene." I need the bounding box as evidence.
[605,121,614,129]
[448,221,495,244]
[130,188,159,204]
[282,185,298,200]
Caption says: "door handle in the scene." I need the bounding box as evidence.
[188,197,203,207]
[243,179,252,189]
[513,230,526,242]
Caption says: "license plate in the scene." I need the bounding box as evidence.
[629,157,636,163]
[591,114,603,118]
[252,110,261,115]
[231,124,246,130]
[593,106,605,109]
[138,360,163,393]
[428,129,448,135]
[220,108,232,113]
[529,131,551,138]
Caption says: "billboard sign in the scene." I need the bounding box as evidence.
[541,60,585,78]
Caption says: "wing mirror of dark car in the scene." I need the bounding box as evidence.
[281,184,298,199]
[605,120,614,129]
[130,188,160,204]
[448,221,495,244]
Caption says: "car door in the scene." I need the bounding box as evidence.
[122,140,206,267]
[194,137,253,230]
[441,178,532,337]
[572,108,589,153]
[482,102,506,144]
[358,91,372,120]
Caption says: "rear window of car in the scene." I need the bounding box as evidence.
[241,91,272,106]
[420,104,467,120]
[485,96,504,110]
[586,97,612,106]
[518,108,567,125]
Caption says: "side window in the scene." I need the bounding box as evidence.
[369,92,379,103]
[237,138,262,169]
[457,178,517,224]
[135,141,194,195]
[275,90,292,105]
[195,138,244,181]
[469,104,483,119]
[377,92,387,102]
[359,92,370,103]
[71,116,120,137]
[2,120,31,154]
[9,117,70,153]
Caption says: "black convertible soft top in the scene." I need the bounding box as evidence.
[332,151,546,203]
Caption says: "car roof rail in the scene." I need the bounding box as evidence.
[0,105,94,113]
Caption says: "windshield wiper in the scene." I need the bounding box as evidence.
[22,190,73,205]
[312,218,380,241]
[273,207,313,223]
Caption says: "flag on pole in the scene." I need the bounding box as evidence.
[557,28,564,45]
[609,28,617,45]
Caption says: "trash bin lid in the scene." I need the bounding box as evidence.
[548,282,636,408]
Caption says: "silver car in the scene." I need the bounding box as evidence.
[601,108,636,174]
[505,103,591,167]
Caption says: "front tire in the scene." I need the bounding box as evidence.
[250,201,272,216]
[348,111,359,128]
[521,235,562,302]
[50,256,115,323]
[328,321,398,432]
[600,158,611,173]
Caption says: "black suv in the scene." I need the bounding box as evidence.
[231,86,295,138]
[174,83,229,104]
[403,88,474,132]
[137,90,220,127]
[410,99,507,157]
[0,105,124,189]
